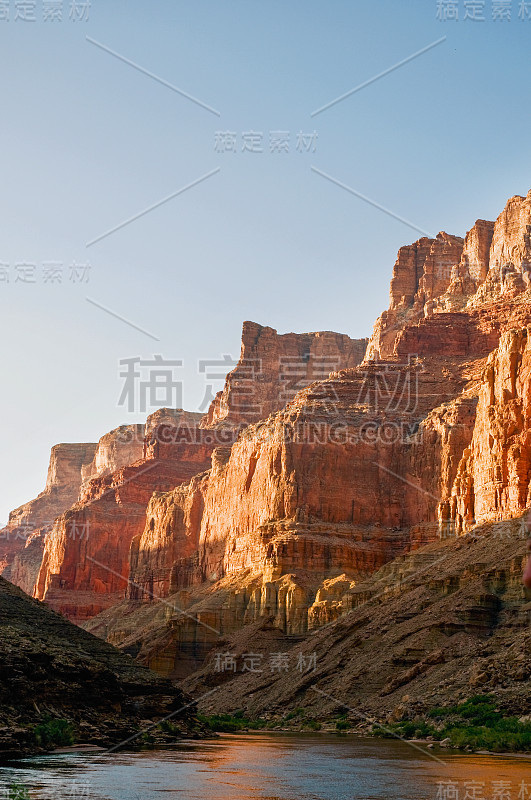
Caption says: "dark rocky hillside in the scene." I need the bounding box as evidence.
[0,577,205,759]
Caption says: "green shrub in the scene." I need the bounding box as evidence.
[197,713,269,732]
[377,696,531,752]
[158,720,180,735]
[34,717,74,748]
[8,783,31,800]
[284,707,306,721]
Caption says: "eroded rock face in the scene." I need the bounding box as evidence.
[34,416,216,621]
[129,471,209,599]
[460,219,495,283]
[80,424,145,486]
[367,233,465,359]
[442,328,531,533]
[366,194,531,361]
[202,320,368,427]
[8,529,48,596]
[12,325,366,618]
[94,351,482,664]
[197,362,462,579]
[7,188,531,683]
[489,190,531,275]
[84,190,531,675]
[5,410,207,609]
[0,443,97,576]
[3,420,173,591]
[180,519,531,726]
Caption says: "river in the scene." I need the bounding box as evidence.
[1,734,530,799]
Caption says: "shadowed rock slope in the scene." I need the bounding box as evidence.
[0,577,204,759]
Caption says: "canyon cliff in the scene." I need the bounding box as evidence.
[181,516,530,732]
[82,191,531,681]
[202,320,368,426]
[0,442,97,578]
[3,188,531,698]
[33,409,213,621]
[4,326,367,624]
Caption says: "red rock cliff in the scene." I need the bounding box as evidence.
[7,188,531,670]
[202,320,368,427]
[34,410,214,621]
[7,423,148,595]
[0,442,97,577]
[85,189,531,665]
[442,327,531,533]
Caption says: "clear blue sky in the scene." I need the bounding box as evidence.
[1,0,530,522]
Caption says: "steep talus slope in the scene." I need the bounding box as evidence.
[0,577,204,759]
[180,519,530,726]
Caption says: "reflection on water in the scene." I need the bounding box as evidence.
[0,734,530,800]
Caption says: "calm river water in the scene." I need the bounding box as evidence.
[1,734,530,800]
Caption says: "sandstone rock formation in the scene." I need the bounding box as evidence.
[6,326,368,615]
[202,320,368,427]
[3,425,150,594]
[34,411,214,621]
[489,190,531,276]
[366,232,465,360]
[84,348,483,676]
[82,188,531,679]
[3,411,206,603]
[4,188,531,691]
[442,327,531,533]
[180,517,531,729]
[80,423,145,485]
[0,442,97,576]
[366,191,531,361]
[458,218,495,283]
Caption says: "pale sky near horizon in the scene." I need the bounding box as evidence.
[1,0,530,522]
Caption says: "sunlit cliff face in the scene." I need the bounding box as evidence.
[524,509,531,590]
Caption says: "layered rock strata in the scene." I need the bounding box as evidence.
[5,188,531,686]
[84,189,531,676]
[442,327,531,533]
[34,413,215,621]
[202,320,368,427]
[0,443,97,575]
[85,351,482,675]
[366,192,531,360]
